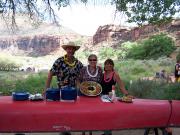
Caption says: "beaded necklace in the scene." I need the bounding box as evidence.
[104,71,114,82]
[86,65,98,77]
[64,55,76,67]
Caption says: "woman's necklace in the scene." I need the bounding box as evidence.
[64,55,76,67]
[86,65,98,77]
[104,71,114,82]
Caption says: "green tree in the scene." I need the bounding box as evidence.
[113,0,180,25]
[0,0,179,27]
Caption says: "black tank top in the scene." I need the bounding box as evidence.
[101,72,116,95]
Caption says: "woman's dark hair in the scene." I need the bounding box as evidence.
[104,59,114,71]
[104,59,114,66]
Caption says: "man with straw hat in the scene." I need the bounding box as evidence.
[44,41,83,135]
[45,41,83,90]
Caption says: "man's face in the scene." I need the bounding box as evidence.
[66,47,76,56]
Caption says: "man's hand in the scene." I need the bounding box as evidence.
[42,88,47,98]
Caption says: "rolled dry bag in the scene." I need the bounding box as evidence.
[61,86,77,100]
[12,92,29,101]
[46,88,60,101]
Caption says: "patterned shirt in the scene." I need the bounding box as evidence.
[50,56,83,88]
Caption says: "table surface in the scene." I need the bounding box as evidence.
[0,96,179,132]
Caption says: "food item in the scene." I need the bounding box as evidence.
[80,81,102,96]
[120,95,133,103]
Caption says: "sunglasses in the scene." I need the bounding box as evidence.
[89,59,97,61]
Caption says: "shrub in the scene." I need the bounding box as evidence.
[98,42,137,60]
[126,33,176,59]
[0,72,57,95]
[0,60,20,71]
[99,47,116,60]
[126,44,146,59]
[128,79,180,100]
[117,41,138,59]
[176,51,180,62]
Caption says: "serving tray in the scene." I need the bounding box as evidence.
[80,81,102,96]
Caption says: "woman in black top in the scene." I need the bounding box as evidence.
[101,59,129,135]
[101,59,129,95]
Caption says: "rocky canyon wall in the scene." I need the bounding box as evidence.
[93,19,180,46]
[0,34,82,56]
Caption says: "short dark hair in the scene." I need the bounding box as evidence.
[88,54,97,60]
[104,59,114,66]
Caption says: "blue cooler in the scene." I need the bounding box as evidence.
[61,86,77,101]
[46,88,60,101]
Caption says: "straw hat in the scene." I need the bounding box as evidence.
[62,42,80,51]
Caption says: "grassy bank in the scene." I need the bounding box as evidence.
[0,57,179,100]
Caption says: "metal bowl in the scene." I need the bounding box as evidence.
[80,81,102,96]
